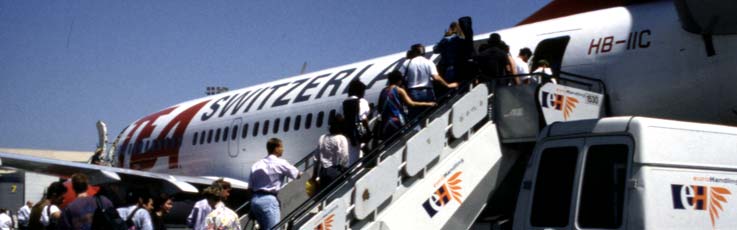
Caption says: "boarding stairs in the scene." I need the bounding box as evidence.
[236,72,608,230]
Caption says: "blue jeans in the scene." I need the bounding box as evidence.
[251,193,280,229]
[407,88,435,121]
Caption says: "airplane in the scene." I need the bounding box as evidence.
[1,0,736,212]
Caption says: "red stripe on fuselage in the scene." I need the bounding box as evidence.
[516,0,658,26]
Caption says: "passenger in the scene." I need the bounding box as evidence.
[533,59,556,84]
[0,209,11,230]
[341,80,370,166]
[187,179,230,230]
[58,173,115,230]
[17,201,32,230]
[203,187,240,230]
[151,193,173,230]
[249,138,301,230]
[312,114,349,193]
[90,148,103,165]
[117,189,154,230]
[501,42,520,84]
[515,48,533,83]
[212,178,232,201]
[29,181,67,230]
[400,44,458,120]
[475,33,511,89]
[434,21,465,85]
[378,70,437,141]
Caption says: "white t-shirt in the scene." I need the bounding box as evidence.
[514,57,530,77]
[0,213,11,230]
[317,134,349,168]
[400,57,438,89]
[41,205,61,226]
[533,67,555,84]
[117,205,153,230]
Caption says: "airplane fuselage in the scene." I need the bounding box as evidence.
[113,1,737,181]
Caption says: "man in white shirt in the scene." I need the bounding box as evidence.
[515,48,533,83]
[400,44,457,120]
[250,138,301,230]
[17,201,32,230]
[0,209,12,230]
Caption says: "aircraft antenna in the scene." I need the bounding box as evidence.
[300,62,308,74]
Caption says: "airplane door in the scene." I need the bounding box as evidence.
[531,36,570,76]
[228,118,241,158]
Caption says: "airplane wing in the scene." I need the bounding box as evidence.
[0,151,248,194]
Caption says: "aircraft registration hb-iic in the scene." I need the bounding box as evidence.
[1,0,736,194]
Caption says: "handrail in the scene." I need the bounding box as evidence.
[272,82,474,229]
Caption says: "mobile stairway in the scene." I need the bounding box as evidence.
[236,72,608,230]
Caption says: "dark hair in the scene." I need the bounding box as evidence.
[387,70,403,85]
[347,80,366,98]
[153,193,171,212]
[46,181,68,199]
[408,44,424,58]
[266,138,282,154]
[128,188,152,205]
[212,178,231,190]
[71,173,88,194]
[329,114,345,135]
[488,33,501,44]
[519,47,532,58]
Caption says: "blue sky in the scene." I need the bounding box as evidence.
[0,0,549,151]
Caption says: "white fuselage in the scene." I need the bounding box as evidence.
[113,1,737,181]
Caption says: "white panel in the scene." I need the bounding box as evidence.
[353,154,401,220]
[451,85,488,138]
[404,114,448,177]
[377,123,502,229]
[630,117,737,170]
[299,198,347,230]
[640,167,737,229]
[538,83,603,125]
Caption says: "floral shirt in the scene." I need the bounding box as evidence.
[205,205,241,230]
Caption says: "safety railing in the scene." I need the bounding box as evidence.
[272,82,480,229]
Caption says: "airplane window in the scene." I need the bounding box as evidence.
[305,113,313,129]
[223,127,229,142]
[193,132,198,145]
[329,110,336,123]
[316,111,325,128]
[144,141,150,152]
[294,115,302,131]
[284,117,291,133]
[215,128,221,143]
[207,130,213,144]
[200,131,206,145]
[232,125,238,141]
[273,118,281,134]
[263,120,270,136]
[253,122,260,137]
[242,124,249,139]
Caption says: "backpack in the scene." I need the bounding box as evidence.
[125,206,143,230]
[91,196,128,230]
[342,98,371,145]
